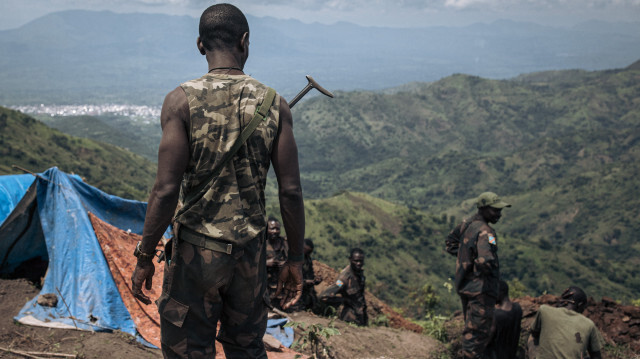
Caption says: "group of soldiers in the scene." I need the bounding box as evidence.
[265,217,368,326]
[268,190,605,358]
[448,192,604,359]
[129,4,608,358]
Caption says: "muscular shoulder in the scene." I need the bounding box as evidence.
[161,87,189,128]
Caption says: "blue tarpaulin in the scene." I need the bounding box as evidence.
[266,318,295,348]
[0,168,156,346]
[0,173,36,225]
[1,167,292,351]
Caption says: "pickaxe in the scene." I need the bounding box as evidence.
[288,75,334,108]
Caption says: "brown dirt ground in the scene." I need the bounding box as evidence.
[311,260,423,334]
[286,311,445,359]
[0,278,161,359]
[5,256,640,359]
[0,277,444,359]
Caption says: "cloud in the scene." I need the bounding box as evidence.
[2,0,638,32]
[440,0,640,11]
[44,0,640,13]
[165,0,446,12]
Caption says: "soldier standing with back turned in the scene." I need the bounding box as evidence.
[130,4,305,358]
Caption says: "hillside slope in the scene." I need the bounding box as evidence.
[0,106,156,200]
[290,65,640,301]
[33,113,162,162]
[7,64,639,307]
[267,191,639,314]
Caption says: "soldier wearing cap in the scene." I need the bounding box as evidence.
[448,192,510,359]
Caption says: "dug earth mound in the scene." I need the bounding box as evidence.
[445,293,640,358]
[2,262,639,358]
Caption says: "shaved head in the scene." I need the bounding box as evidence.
[199,3,249,51]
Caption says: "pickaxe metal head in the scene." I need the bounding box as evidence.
[288,75,334,108]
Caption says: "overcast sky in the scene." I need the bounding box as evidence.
[2,0,640,30]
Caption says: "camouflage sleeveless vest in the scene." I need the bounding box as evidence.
[175,74,280,247]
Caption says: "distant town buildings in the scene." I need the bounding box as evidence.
[10,104,161,123]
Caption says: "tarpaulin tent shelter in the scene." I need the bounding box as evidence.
[0,167,166,347]
[0,167,297,355]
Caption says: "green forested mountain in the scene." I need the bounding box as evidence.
[0,107,156,200]
[265,190,638,315]
[2,10,639,105]
[290,64,640,293]
[280,64,640,309]
[3,63,640,314]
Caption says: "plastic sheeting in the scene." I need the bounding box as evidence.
[15,168,144,337]
[266,318,295,348]
[0,168,159,346]
[1,167,301,355]
[89,212,164,348]
[0,173,35,225]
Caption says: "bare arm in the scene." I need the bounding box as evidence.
[142,86,190,252]
[272,96,305,309]
[272,97,304,259]
[131,87,190,304]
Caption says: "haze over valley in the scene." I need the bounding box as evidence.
[1,6,640,324]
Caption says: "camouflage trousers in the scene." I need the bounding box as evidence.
[157,231,269,359]
[340,304,368,326]
[289,284,318,312]
[459,293,496,359]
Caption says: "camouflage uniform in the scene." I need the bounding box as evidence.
[300,254,319,311]
[265,237,288,302]
[290,253,318,312]
[158,74,280,358]
[453,213,500,359]
[319,265,368,326]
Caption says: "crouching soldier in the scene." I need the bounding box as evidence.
[319,248,368,326]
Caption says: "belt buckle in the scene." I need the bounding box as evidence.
[225,243,233,254]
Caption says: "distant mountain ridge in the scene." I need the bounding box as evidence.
[1,10,639,105]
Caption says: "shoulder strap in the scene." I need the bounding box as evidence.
[446,217,474,256]
[460,218,473,237]
[175,87,277,218]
